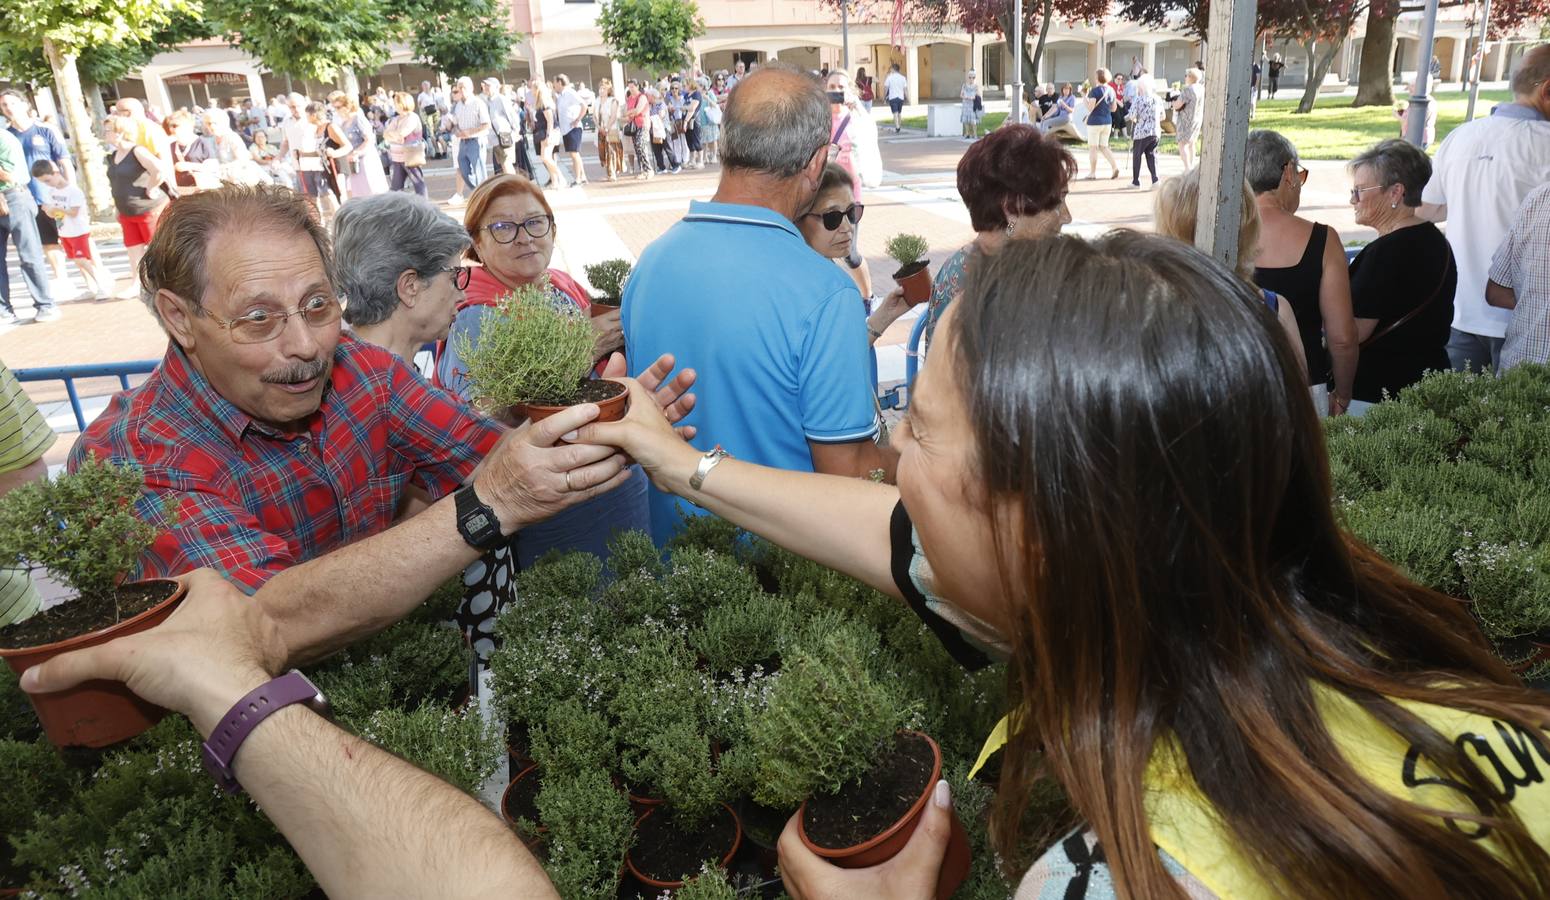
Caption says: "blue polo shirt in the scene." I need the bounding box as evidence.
[4,122,70,204]
[623,200,880,541]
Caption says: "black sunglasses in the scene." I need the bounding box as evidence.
[804,203,864,231]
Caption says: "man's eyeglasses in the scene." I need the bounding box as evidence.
[484,215,554,243]
[442,265,472,289]
[1293,164,1310,185]
[803,204,864,231]
[203,295,342,344]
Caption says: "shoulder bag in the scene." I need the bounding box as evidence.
[1360,252,1455,349]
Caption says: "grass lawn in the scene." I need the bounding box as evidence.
[900,89,1513,160]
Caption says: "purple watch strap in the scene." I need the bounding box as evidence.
[201,670,326,793]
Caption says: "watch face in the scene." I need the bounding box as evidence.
[467,511,490,532]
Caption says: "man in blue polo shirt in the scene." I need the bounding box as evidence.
[2,90,70,317]
[623,63,892,541]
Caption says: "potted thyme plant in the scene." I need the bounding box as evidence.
[0,455,184,748]
[456,279,629,423]
[582,258,632,315]
[747,622,972,900]
[885,233,932,306]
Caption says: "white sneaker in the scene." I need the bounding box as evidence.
[447,194,466,207]
[34,307,61,323]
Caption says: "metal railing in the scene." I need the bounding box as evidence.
[13,360,160,433]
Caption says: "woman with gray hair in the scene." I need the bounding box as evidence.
[334,191,472,363]
[1345,138,1455,411]
[1249,129,1358,416]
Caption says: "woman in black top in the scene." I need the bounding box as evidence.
[1346,139,1456,406]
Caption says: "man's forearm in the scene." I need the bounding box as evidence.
[222,675,555,899]
[255,496,480,666]
[1486,279,1517,310]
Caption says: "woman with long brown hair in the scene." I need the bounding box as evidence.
[579,232,1550,899]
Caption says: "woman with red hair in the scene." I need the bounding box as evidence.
[922,124,1075,354]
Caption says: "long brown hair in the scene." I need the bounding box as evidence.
[950,233,1550,898]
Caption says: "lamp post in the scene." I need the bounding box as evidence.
[1011,0,1025,123]
[1404,0,1441,147]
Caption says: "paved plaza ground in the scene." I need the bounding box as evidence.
[1,120,1383,467]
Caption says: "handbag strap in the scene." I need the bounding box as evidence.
[831,115,851,144]
[1359,251,1454,349]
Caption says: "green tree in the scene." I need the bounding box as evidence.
[204,0,399,83]
[597,0,706,77]
[407,0,521,79]
[0,0,192,218]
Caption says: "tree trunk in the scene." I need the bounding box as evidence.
[995,0,1055,103]
[1294,38,1343,113]
[83,81,110,137]
[1353,0,1398,106]
[40,38,112,221]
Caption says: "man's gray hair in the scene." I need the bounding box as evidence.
[1245,130,1299,194]
[334,192,471,327]
[1510,43,1550,97]
[1349,138,1432,207]
[721,63,830,179]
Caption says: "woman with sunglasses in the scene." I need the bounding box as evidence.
[799,164,903,342]
[333,191,471,365]
[1249,129,1359,416]
[922,125,1074,354]
[435,174,648,568]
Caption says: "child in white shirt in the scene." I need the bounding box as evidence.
[34,160,114,301]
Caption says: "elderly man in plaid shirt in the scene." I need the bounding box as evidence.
[1488,183,1550,373]
[70,183,694,665]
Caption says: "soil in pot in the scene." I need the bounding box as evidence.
[0,581,176,650]
[0,579,186,748]
[514,379,629,424]
[626,804,741,888]
[804,731,934,849]
[502,766,542,826]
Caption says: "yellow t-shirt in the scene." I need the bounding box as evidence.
[0,365,55,627]
[1146,687,1550,897]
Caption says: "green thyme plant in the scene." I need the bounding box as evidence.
[583,258,633,301]
[535,768,633,900]
[662,547,764,625]
[1457,541,1550,642]
[310,619,469,721]
[673,863,739,900]
[353,704,500,794]
[690,594,796,673]
[885,233,929,269]
[530,699,616,777]
[0,453,169,606]
[607,529,665,581]
[455,279,598,409]
[748,621,915,809]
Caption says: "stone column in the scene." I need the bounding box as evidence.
[1492,42,1510,82]
[1142,39,1157,75]
[243,66,268,108]
[611,58,626,91]
[140,69,174,117]
[906,44,920,105]
[1447,37,1466,82]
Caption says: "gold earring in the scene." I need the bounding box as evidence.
[1007,218,1017,236]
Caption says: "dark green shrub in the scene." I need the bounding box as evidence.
[606,528,664,581]
[690,594,796,673]
[311,619,469,721]
[662,547,764,624]
[354,704,500,794]
[1457,542,1550,641]
[0,737,77,884]
[1341,493,1463,595]
[583,258,633,301]
[536,768,633,900]
[748,622,915,809]
[665,514,747,559]
[517,550,603,604]
[674,863,739,900]
[0,666,38,741]
[530,699,615,777]
[0,454,169,604]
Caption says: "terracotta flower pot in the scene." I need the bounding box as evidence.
[624,803,742,890]
[513,380,629,425]
[501,763,547,849]
[797,731,971,900]
[0,579,187,748]
[589,300,621,318]
[892,260,932,306]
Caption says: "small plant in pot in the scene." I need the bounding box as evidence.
[455,278,629,424]
[886,233,932,306]
[748,622,972,900]
[0,455,183,748]
[582,258,632,315]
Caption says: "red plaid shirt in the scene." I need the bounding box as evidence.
[70,335,503,593]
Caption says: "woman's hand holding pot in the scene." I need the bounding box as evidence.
[775,779,954,900]
[570,378,701,495]
[591,307,625,358]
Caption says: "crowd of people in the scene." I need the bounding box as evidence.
[1,40,1550,900]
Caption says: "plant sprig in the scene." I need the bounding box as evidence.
[456,279,598,409]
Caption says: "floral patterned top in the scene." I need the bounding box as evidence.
[1130,88,1161,141]
[923,243,975,356]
